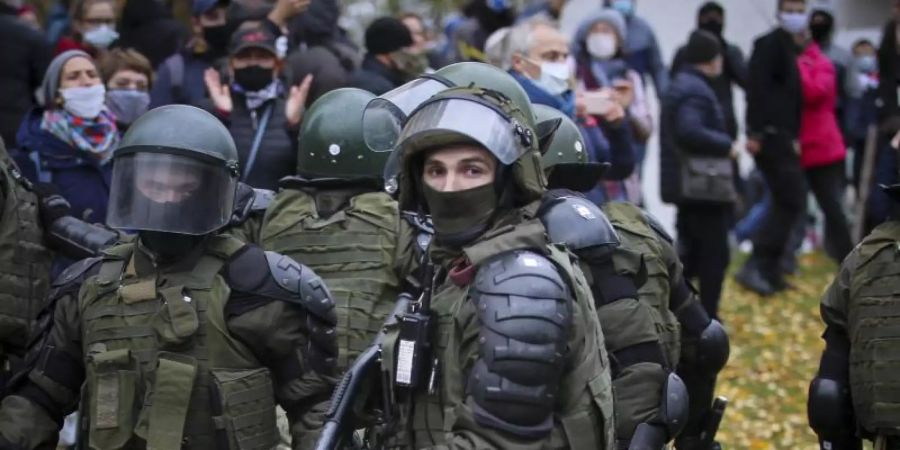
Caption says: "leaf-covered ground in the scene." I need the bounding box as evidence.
[716,252,837,449]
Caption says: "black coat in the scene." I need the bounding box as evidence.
[877,20,900,133]
[746,28,803,139]
[348,54,405,96]
[0,6,51,148]
[227,94,297,191]
[672,39,747,139]
[660,67,733,204]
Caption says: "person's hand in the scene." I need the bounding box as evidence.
[612,79,634,108]
[600,100,625,124]
[204,68,232,114]
[746,137,762,155]
[269,0,311,27]
[285,74,314,128]
[575,91,588,117]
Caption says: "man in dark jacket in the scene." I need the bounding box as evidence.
[662,30,734,318]
[671,2,747,140]
[0,0,51,148]
[349,17,421,95]
[736,0,808,296]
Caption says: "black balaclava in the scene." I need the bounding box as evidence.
[810,11,835,45]
[697,1,725,37]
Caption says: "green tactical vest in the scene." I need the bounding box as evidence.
[259,189,400,370]
[380,211,615,450]
[0,155,52,356]
[79,236,280,450]
[847,221,900,434]
[602,202,681,366]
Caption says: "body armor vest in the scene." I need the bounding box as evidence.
[260,190,400,370]
[602,202,682,365]
[0,156,52,355]
[381,212,615,450]
[848,221,900,435]
[79,236,279,450]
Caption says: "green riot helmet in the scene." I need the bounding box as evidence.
[107,104,240,236]
[363,75,455,153]
[297,88,393,184]
[533,104,609,192]
[395,87,547,246]
[434,62,536,129]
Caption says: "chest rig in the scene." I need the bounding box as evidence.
[261,189,400,371]
[848,222,900,435]
[79,236,278,450]
[0,156,52,355]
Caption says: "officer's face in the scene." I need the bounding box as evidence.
[136,165,201,204]
[422,145,497,192]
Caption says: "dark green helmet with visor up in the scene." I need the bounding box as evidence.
[533,104,609,192]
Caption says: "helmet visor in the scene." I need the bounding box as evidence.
[363,77,452,152]
[107,153,237,235]
[397,97,527,166]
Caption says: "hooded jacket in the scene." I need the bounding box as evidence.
[798,42,846,169]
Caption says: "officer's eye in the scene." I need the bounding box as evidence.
[462,164,487,177]
[424,165,446,178]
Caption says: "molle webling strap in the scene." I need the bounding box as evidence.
[147,352,198,450]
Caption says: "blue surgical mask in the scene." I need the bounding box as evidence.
[485,0,512,13]
[611,0,634,17]
[83,24,119,49]
[779,11,808,34]
[857,55,877,73]
[106,89,150,125]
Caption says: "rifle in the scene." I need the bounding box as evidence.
[315,294,412,450]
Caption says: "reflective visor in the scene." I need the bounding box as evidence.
[363,77,452,152]
[107,153,237,235]
[397,97,526,165]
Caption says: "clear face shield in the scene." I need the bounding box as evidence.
[362,77,454,153]
[106,152,238,235]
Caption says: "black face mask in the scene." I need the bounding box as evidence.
[203,25,230,55]
[234,66,274,92]
[699,20,724,37]
[139,231,205,263]
[810,19,833,44]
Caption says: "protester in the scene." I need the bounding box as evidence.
[14,50,116,226]
[401,12,446,70]
[450,0,516,62]
[672,2,747,140]
[662,30,734,318]
[504,18,635,203]
[604,0,668,96]
[348,17,421,95]
[55,0,119,57]
[736,0,808,296]
[203,25,312,190]
[845,39,879,198]
[0,0,51,148]
[572,9,651,202]
[98,48,153,132]
[16,4,41,31]
[284,0,358,107]
[114,0,187,69]
[873,3,900,225]
[150,0,231,108]
[797,35,854,263]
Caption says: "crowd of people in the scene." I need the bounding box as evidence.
[0,0,900,448]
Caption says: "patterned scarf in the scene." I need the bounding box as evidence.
[40,109,119,164]
[232,80,283,111]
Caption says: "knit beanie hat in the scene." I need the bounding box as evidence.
[587,8,627,40]
[38,50,92,108]
[365,17,414,55]
[683,30,721,64]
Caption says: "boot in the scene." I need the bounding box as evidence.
[735,258,776,296]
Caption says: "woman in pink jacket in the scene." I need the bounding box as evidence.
[797,41,853,261]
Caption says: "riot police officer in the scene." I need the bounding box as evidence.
[377,85,615,448]
[808,163,900,449]
[0,105,338,450]
[535,105,730,450]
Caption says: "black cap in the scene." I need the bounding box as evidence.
[683,30,722,64]
[229,26,277,56]
[193,0,230,16]
[365,17,414,55]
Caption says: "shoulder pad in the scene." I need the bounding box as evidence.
[643,211,673,244]
[264,251,337,325]
[52,257,102,288]
[539,194,619,255]
[475,250,570,300]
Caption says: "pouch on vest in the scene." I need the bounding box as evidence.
[87,348,139,450]
[152,285,200,346]
[211,367,279,450]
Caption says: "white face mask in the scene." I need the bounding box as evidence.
[61,84,107,118]
[779,11,808,34]
[534,61,571,96]
[587,33,618,60]
[83,24,119,49]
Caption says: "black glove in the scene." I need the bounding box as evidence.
[33,182,71,229]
